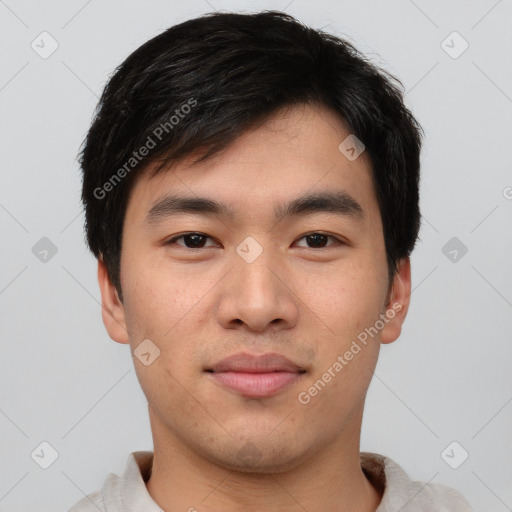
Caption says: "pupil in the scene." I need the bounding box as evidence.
[185,234,205,248]
[308,234,327,248]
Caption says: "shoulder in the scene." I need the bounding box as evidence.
[399,477,475,512]
[67,489,106,512]
[361,452,475,512]
[66,464,124,512]
[66,451,152,512]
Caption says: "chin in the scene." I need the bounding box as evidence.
[202,437,312,475]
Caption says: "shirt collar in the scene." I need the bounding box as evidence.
[100,450,470,512]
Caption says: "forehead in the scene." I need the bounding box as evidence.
[125,102,379,228]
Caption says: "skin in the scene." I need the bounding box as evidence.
[98,102,411,512]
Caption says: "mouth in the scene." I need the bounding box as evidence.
[205,352,307,399]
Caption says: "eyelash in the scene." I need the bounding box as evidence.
[165,232,345,249]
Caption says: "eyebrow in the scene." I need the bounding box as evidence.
[144,190,364,226]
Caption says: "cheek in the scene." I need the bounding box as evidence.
[121,252,201,335]
[294,258,386,337]
[122,268,202,411]
[120,257,216,377]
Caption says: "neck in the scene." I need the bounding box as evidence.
[145,407,382,512]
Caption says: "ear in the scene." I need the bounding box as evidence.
[380,257,411,345]
[97,257,130,344]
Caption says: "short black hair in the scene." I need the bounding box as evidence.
[79,10,422,302]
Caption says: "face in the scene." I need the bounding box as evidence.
[99,102,410,473]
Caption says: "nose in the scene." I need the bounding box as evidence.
[215,244,299,333]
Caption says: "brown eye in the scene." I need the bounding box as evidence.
[295,232,342,249]
[166,233,217,249]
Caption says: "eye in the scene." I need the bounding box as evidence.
[166,232,218,249]
[165,231,344,250]
[294,232,344,249]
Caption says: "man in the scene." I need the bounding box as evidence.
[69,10,474,511]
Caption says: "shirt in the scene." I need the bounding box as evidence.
[67,451,475,511]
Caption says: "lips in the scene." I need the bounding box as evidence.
[205,352,306,398]
[208,352,305,373]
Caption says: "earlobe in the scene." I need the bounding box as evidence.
[97,258,130,344]
[380,258,411,345]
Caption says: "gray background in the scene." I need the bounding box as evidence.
[1,0,511,510]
